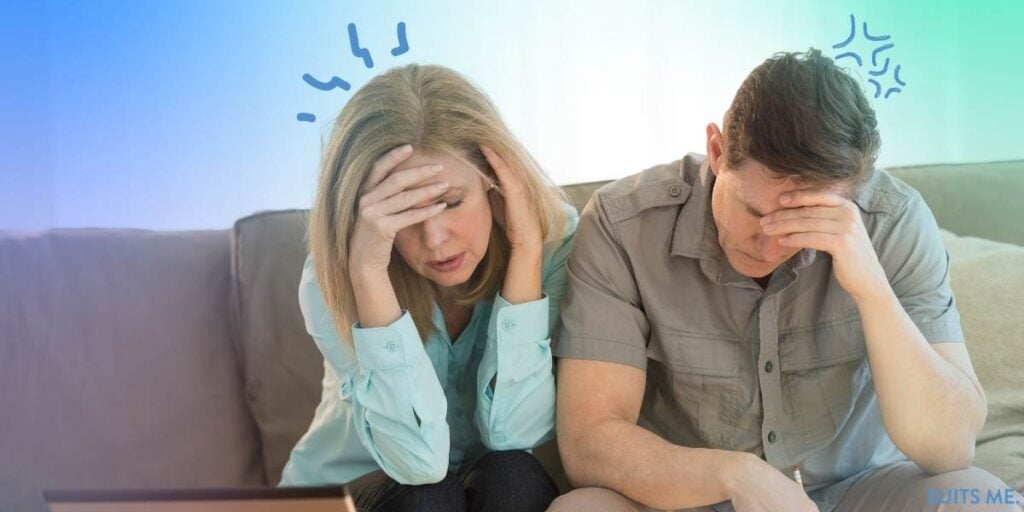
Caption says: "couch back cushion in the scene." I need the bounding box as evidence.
[942,231,1024,491]
[230,210,323,484]
[0,228,264,512]
[887,160,1023,246]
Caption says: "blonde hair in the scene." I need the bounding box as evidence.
[308,64,567,344]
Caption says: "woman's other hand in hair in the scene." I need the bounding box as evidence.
[482,145,544,305]
[482,145,543,254]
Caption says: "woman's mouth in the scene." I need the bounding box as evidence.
[428,252,465,273]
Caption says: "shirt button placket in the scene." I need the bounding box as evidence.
[758,294,785,464]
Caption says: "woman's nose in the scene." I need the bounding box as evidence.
[421,215,449,250]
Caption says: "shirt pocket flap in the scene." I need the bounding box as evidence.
[779,315,867,371]
[647,327,744,377]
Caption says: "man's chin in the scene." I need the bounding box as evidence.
[728,253,778,279]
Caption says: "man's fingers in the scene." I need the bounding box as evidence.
[761,206,841,225]
[777,231,839,253]
[779,189,848,208]
[763,217,843,236]
[365,144,414,189]
[361,164,444,206]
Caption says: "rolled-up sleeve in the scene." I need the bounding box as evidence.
[474,209,577,450]
[297,256,450,485]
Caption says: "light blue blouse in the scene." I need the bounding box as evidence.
[280,205,578,486]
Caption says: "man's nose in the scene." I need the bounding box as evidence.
[757,234,786,263]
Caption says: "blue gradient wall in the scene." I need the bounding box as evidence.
[2,1,1021,231]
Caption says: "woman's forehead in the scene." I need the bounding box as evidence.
[392,149,483,186]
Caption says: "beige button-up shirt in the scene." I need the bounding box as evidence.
[555,153,963,510]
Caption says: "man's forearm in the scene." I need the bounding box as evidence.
[857,286,986,472]
[561,417,743,510]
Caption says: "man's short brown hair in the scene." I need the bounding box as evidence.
[724,48,881,187]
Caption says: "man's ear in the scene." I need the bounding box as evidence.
[706,122,724,176]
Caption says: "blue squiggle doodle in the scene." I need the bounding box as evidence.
[302,73,351,91]
[863,23,892,42]
[833,14,856,49]
[299,21,413,122]
[870,43,894,67]
[831,14,906,100]
[869,58,890,76]
[391,22,409,56]
[868,79,883,98]
[348,23,374,68]
[835,51,863,66]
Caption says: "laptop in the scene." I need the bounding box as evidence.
[44,485,355,512]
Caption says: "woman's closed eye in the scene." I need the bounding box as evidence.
[444,198,464,210]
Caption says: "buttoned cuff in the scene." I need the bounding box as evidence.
[487,293,550,344]
[352,311,425,370]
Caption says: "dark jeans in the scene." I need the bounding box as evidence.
[347,450,559,512]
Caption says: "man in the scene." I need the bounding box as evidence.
[549,49,1021,511]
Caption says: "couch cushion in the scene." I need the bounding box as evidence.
[942,231,1024,491]
[230,210,323,485]
[890,161,1024,246]
[561,181,609,213]
[0,228,264,512]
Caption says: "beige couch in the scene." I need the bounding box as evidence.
[2,160,1022,511]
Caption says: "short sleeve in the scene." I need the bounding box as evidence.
[875,191,964,343]
[554,193,651,370]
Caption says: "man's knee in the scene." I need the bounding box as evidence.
[548,487,646,512]
[915,466,1022,511]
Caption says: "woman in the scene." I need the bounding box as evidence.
[279,63,577,512]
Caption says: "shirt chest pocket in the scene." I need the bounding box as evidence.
[778,315,870,446]
[644,327,751,450]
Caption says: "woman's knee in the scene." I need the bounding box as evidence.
[464,450,559,512]
[368,471,466,512]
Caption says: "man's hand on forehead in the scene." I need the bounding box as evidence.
[759,188,889,301]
